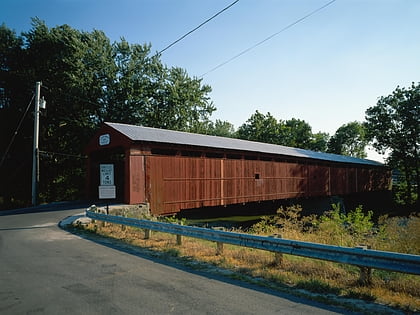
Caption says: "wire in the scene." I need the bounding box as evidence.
[158,0,240,55]
[200,0,337,77]
[0,94,35,168]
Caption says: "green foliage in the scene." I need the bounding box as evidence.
[317,204,374,246]
[248,205,315,237]
[314,205,348,246]
[197,119,236,137]
[236,110,329,151]
[236,111,280,144]
[273,205,317,234]
[0,19,215,208]
[250,204,377,248]
[393,182,418,206]
[318,204,374,239]
[374,214,420,255]
[344,206,374,237]
[249,204,420,256]
[327,121,368,158]
[308,132,329,152]
[283,118,313,148]
[247,215,277,235]
[160,215,187,226]
[365,82,420,206]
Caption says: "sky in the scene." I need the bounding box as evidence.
[2,0,420,161]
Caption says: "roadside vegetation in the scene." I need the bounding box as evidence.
[78,205,420,313]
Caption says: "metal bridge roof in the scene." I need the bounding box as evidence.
[105,122,383,167]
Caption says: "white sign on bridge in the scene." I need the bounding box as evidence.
[100,164,114,186]
[99,164,115,199]
[98,185,116,199]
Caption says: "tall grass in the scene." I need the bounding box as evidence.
[249,204,420,254]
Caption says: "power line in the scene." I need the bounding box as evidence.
[200,0,338,77]
[0,94,35,168]
[158,0,240,55]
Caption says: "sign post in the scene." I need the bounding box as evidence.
[99,164,116,212]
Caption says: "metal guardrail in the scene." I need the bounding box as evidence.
[86,210,420,276]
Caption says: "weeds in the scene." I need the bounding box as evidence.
[344,289,376,302]
[159,215,187,225]
[296,279,341,295]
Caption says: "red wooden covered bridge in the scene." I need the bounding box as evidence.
[85,122,391,215]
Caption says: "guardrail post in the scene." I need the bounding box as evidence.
[212,227,225,255]
[216,242,224,255]
[271,234,283,266]
[176,221,183,245]
[144,229,151,239]
[356,245,372,285]
[176,234,182,245]
[359,266,372,285]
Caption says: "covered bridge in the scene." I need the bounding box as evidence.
[85,122,391,215]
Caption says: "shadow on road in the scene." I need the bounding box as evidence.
[0,201,94,216]
[0,225,54,231]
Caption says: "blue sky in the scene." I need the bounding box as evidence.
[2,0,419,160]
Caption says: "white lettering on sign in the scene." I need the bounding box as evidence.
[99,134,110,146]
[100,164,114,186]
[99,185,116,199]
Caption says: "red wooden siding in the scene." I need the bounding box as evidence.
[127,154,145,204]
[139,156,390,215]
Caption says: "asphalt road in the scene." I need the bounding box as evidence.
[0,203,356,314]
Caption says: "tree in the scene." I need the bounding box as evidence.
[327,121,367,158]
[308,132,329,152]
[236,111,329,152]
[365,83,419,206]
[236,111,281,144]
[203,119,235,137]
[282,118,313,148]
[106,40,215,131]
[142,66,215,131]
[0,19,215,208]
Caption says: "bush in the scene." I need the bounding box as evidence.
[315,205,374,247]
[247,215,277,235]
[374,213,420,254]
[249,204,420,255]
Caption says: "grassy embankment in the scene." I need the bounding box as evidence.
[80,205,420,313]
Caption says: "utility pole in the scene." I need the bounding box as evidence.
[32,82,44,206]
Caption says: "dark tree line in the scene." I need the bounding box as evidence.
[1,19,417,209]
[0,19,215,208]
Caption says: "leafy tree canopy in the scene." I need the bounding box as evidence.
[236,110,280,144]
[236,110,329,151]
[327,121,367,158]
[204,119,236,137]
[365,82,419,205]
